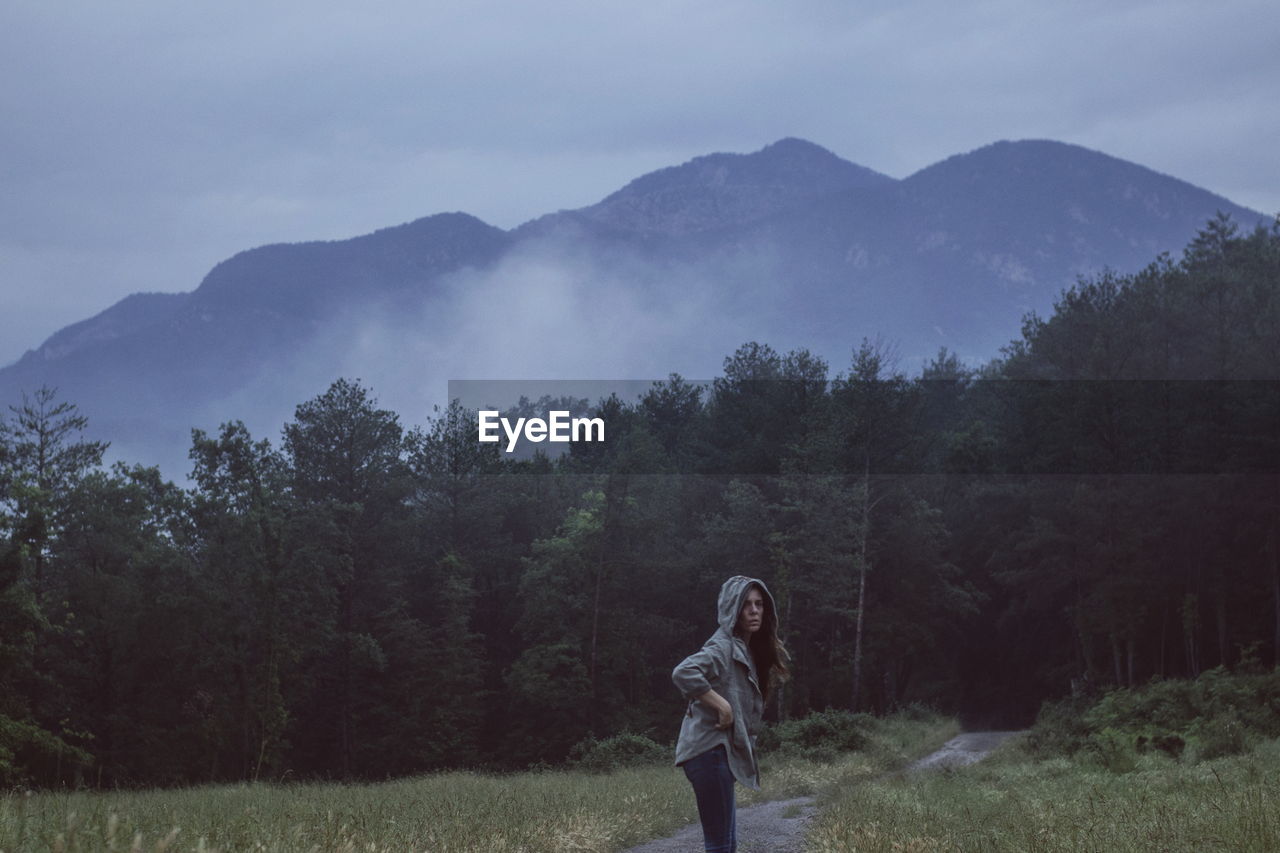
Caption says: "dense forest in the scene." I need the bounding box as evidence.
[1,215,1277,788]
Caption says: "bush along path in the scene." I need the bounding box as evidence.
[623,713,996,853]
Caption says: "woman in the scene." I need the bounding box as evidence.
[672,576,789,853]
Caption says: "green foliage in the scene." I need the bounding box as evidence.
[1083,727,1139,774]
[1023,695,1094,757]
[1190,708,1248,760]
[0,714,91,786]
[768,709,876,761]
[1029,668,1280,770]
[569,732,668,772]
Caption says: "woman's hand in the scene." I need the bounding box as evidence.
[697,689,734,730]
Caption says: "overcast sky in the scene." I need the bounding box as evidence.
[3,0,1277,367]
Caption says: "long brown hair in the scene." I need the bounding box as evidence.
[745,582,790,700]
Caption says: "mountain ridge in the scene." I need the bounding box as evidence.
[1,137,1268,475]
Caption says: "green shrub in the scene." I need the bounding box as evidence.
[0,714,92,786]
[755,725,781,753]
[569,733,669,772]
[1028,668,1280,765]
[1135,732,1185,759]
[1024,695,1093,757]
[896,701,938,722]
[770,710,875,760]
[1085,727,1139,774]
[1190,708,1249,760]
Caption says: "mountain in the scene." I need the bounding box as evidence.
[0,138,1267,475]
[2,213,511,466]
[559,137,893,235]
[715,139,1266,352]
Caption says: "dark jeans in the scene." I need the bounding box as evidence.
[681,745,736,853]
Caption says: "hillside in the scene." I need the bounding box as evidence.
[0,138,1265,472]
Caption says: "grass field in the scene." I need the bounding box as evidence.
[0,714,956,852]
[20,713,1279,852]
[808,734,1280,852]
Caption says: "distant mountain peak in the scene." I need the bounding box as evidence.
[903,138,1260,227]
[909,138,1183,187]
[757,136,844,159]
[569,138,894,235]
[605,137,890,197]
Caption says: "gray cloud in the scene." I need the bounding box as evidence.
[3,0,1277,366]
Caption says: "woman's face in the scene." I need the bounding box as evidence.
[737,586,765,638]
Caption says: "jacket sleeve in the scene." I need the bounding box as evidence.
[672,637,726,702]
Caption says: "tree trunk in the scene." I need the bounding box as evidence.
[1273,481,1280,667]
[1182,593,1200,677]
[588,480,619,735]
[1074,576,1095,678]
[1159,600,1168,677]
[589,556,603,734]
[780,588,793,721]
[1271,524,1280,668]
[1126,637,1135,687]
[239,657,250,779]
[1111,633,1123,686]
[884,667,897,712]
[851,467,870,712]
[1216,589,1229,668]
[770,565,792,721]
[340,573,353,779]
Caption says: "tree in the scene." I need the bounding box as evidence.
[508,492,606,759]
[831,341,913,710]
[187,421,301,781]
[281,378,412,777]
[1,387,107,586]
[0,515,88,785]
[640,374,705,459]
[43,463,192,785]
[703,343,829,476]
[0,387,105,784]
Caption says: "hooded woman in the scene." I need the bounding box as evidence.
[672,576,789,853]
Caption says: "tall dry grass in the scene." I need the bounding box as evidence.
[0,712,954,852]
[809,735,1280,852]
[0,767,696,852]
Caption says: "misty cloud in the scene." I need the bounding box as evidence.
[93,218,831,484]
[189,234,789,469]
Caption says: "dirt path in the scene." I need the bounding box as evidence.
[906,730,1022,772]
[623,795,818,853]
[622,731,1022,853]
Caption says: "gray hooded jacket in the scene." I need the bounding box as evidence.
[671,575,775,789]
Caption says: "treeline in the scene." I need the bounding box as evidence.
[1,215,1278,787]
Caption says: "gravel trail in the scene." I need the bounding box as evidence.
[623,795,818,853]
[622,731,1022,853]
[906,730,1022,772]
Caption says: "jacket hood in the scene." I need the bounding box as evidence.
[717,575,777,635]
